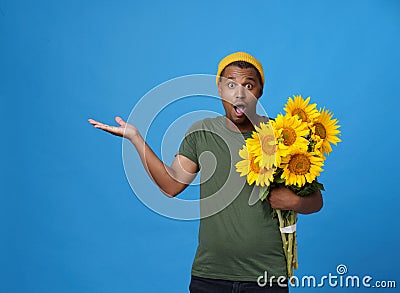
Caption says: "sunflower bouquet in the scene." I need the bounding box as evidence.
[235,95,341,278]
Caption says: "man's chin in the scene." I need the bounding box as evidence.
[226,115,249,125]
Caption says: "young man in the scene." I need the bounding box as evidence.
[88,52,323,292]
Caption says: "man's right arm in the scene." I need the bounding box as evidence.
[88,116,198,197]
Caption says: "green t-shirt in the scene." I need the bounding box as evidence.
[178,116,287,282]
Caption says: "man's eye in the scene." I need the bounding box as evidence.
[245,84,253,90]
[228,82,236,89]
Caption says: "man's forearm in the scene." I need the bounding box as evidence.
[269,185,324,214]
[129,134,182,197]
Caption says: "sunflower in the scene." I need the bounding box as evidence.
[309,133,324,155]
[312,108,341,155]
[235,145,275,187]
[280,150,324,187]
[284,95,320,123]
[271,114,309,162]
[256,167,275,187]
[246,122,277,169]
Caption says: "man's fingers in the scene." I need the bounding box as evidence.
[94,123,122,134]
[89,118,116,129]
[93,123,110,130]
[92,121,106,127]
[88,118,124,136]
[88,118,100,125]
[88,118,107,127]
[115,116,126,126]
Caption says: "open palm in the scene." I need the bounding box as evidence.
[88,116,139,140]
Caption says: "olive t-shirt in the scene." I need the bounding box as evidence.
[178,115,287,282]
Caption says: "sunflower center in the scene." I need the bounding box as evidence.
[293,109,307,122]
[288,154,311,175]
[261,135,276,155]
[250,156,260,174]
[314,122,326,139]
[282,128,297,146]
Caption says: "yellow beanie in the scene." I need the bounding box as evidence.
[216,51,264,85]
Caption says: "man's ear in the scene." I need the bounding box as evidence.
[218,82,222,96]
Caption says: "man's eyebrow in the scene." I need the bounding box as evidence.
[225,76,256,82]
[224,76,257,83]
[245,77,256,82]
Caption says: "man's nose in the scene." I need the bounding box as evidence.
[235,85,246,99]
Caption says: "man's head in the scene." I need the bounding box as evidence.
[216,52,264,129]
[216,52,264,87]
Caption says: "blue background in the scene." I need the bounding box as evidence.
[1,0,399,292]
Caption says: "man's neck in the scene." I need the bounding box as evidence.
[224,115,265,133]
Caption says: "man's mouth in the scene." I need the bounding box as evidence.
[233,104,246,116]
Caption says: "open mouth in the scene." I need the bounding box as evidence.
[233,104,246,115]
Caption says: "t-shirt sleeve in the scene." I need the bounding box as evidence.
[176,123,200,166]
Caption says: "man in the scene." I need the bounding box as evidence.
[88,52,323,292]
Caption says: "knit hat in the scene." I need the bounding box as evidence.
[216,51,264,85]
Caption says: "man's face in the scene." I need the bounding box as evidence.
[218,65,263,126]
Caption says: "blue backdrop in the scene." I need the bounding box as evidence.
[1,0,399,292]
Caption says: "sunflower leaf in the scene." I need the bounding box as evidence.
[259,185,270,201]
[292,180,325,197]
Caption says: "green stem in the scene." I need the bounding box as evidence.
[276,209,288,260]
[293,231,298,270]
[287,213,294,277]
[291,212,298,272]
